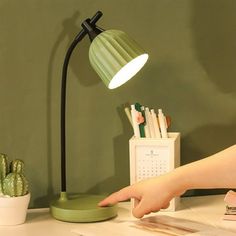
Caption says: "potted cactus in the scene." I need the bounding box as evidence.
[0,153,30,225]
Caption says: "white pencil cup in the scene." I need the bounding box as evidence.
[129,132,180,211]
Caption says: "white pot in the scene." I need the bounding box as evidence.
[0,193,30,226]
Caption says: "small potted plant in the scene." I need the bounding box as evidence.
[0,153,30,225]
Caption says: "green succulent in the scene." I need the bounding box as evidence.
[10,159,25,174]
[3,173,29,197]
[0,154,29,197]
[0,153,8,179]
[0,153,8,195]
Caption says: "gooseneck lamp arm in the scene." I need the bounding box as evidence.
[60,11,103,192]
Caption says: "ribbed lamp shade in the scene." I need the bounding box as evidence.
[89,30,148,89]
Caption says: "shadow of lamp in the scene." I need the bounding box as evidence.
[50,11,148,223]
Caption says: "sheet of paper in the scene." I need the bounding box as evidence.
[71,215,236,236]
[134,215,236,236]
[71,220,155,236]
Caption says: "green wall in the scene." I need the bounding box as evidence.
[0,0,236,208]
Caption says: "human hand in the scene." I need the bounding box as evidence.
[98,173,185,218]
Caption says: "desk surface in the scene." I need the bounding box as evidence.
[0,195,236,236]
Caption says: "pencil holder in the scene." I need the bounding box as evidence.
[129,132,180,211]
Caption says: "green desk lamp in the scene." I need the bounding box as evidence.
[50,11,148,222]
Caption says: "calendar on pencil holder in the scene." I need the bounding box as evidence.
[129,132,180,211]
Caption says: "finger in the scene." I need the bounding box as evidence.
[98,186,133,206]
[133,198,140,208]
[132,198,152,218]
[132,197,169,217]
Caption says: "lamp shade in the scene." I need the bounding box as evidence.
[89,30,148,89]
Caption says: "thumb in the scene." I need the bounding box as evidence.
[132,198,151,218]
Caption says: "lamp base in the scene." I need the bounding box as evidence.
[50,192,117,223]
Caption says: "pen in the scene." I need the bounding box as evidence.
[142,106,150,138]
[135,103,145,138]
[145,107,155,138]
[131,104,140,138]
[151,109,161,138]
[158,109,168,138]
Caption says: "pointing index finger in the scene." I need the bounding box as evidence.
[98,186,135,206]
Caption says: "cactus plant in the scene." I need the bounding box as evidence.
[3,173,28,197]
[10,159,24,174]
[0,154,9,195]
[0,154,8,179]
[0,155,29,197]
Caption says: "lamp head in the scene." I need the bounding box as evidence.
[81,12,149,89]
[89,30,148,89]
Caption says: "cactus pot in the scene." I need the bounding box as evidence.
[0,193,30,225]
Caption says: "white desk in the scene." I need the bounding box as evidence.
[0,195,236,236]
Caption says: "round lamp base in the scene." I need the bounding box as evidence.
[50,192,117,223]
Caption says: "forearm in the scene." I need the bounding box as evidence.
[172,145,236,193]
[99,145,236,218]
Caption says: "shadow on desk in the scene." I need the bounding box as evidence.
[26,209,51,224]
